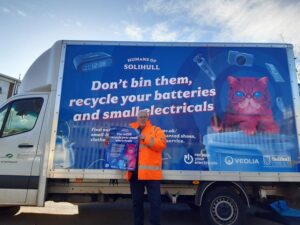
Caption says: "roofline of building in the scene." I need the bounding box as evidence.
[0,73,21,83]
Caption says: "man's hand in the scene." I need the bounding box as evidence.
[139,134,146,141]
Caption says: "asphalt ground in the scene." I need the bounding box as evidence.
[0,199,287,225]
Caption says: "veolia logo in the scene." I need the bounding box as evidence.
[235,158,259,164]
[225,156,260,165]
[225,156,234,165]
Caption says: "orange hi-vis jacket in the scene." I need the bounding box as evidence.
[125,120,167,181]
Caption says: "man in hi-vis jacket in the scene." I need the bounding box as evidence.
[126,109,167,225]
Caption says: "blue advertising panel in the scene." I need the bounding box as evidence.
[54,43,300,172]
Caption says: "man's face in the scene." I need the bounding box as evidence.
[137,112,148,128]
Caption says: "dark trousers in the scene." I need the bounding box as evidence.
[130,176,161,225]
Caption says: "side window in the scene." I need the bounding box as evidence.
[1,98,43,137]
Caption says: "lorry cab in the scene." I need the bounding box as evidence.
[0,41,62,206]
[0,94,48,205]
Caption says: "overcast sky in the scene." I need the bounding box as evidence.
[1,0,300,79]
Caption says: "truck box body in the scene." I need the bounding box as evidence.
[42,41,300,180]
[1,41,300,225]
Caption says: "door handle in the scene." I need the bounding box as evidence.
[18,144,34,148]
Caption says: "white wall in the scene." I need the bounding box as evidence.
[0,79,10,105]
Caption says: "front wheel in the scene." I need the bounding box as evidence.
[0,206,20,216]
[202,187,245,225]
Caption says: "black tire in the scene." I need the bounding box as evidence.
[0,206,20,216]
[201,187,245,225]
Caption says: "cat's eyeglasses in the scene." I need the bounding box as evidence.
[235,91,262,99]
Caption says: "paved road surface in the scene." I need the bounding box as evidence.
[0,200,283,225]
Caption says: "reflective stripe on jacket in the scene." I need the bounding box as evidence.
[125,120,166,181]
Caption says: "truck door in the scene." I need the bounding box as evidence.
[0,95,47,204]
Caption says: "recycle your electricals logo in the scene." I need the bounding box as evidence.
[184,153,194,164]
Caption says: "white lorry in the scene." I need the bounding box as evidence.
[0,40,300,225]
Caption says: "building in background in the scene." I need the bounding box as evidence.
[298,70,300,93]
[0,73,21,105]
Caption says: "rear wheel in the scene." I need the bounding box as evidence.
[202,187,245,225]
